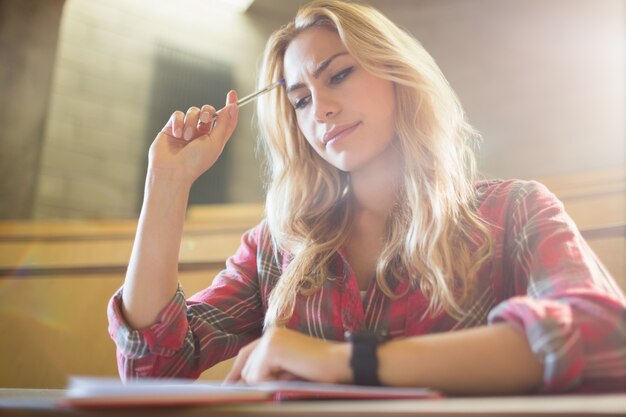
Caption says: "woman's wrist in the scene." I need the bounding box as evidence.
[142,177,190,213]
[329,342,353,384]
[146,166,194,190]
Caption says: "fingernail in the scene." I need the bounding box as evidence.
[184,127,193,141]
[200,112,211,123]
[226,90,235,105]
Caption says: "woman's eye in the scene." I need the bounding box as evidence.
[294,96,311,110]
[329,67,353,84]
[291,67,353,110]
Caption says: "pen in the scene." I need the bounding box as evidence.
[236,79,285,107]
[212,79,285,120]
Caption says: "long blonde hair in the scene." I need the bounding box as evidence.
[256,0,493,329]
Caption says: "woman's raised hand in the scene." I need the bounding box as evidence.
[147,90,239,187]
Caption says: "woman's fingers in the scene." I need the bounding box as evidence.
[182,106,201,141]
[162,110,184,138]
[161,88,238,143]
[239,342,273,384]
[225,90,237,106]
[209,104,238,145]
[223,339,258,383]
[224,328,303,385]
[208,92,239,150]
[226,91,239,130]
[196,105,216,135]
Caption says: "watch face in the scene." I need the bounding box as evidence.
[345,331,386,343]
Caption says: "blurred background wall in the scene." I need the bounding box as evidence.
[1,0,624,220]
[0,0,64,219]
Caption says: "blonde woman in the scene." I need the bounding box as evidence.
[109,0,626,394]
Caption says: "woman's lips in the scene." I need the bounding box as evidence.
[323,121,361,147]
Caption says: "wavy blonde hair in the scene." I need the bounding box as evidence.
[256,0,493,329]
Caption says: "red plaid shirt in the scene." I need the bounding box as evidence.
[108,180,626,392]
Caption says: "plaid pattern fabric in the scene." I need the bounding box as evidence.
[108,179,626,392]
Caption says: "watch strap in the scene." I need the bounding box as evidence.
[345,331,382,386]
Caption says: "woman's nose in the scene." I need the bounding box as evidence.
[313,91,340,122]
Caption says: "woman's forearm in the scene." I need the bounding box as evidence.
[121,171,191,329]
[377,323,543,394]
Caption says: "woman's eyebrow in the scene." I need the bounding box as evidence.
[286,51,350,94]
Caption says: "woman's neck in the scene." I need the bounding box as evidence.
[349,143,401,219]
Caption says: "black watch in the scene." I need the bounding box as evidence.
[345,331,385,386]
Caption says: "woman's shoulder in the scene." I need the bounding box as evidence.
[242,219,290,259]
[474,178,556,203]
[242,218,272,246]
[473,178,562,222]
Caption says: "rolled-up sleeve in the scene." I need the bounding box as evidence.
[107,225,265,381]
[488,181,626,392]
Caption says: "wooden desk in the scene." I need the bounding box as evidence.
[0,389,625,417]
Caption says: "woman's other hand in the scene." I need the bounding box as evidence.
[148,90,239,187]
[224,327,352,385]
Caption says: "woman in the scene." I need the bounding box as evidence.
[108,0,626,394]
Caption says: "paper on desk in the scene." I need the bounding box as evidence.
[64,376,440,407]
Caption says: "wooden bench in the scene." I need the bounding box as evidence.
[0,169,623,388]
[0,206,264,389]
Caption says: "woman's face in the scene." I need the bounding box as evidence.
[283,26,397,173]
